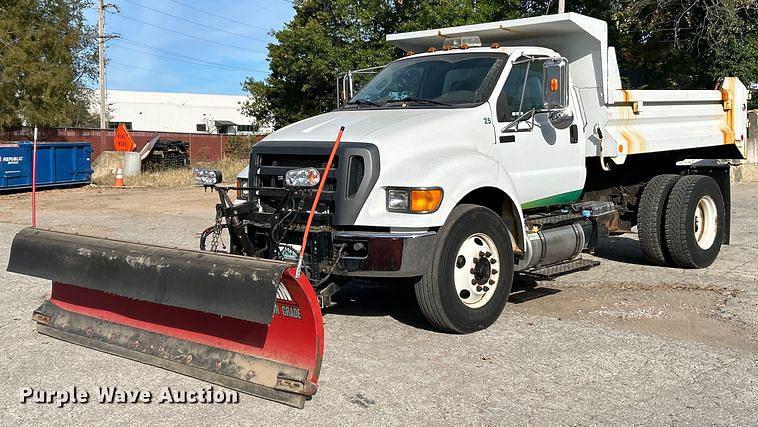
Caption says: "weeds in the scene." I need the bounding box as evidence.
[93,157,248,187]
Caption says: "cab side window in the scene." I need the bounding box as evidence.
[497,58,546,122]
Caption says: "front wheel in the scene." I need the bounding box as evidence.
[414,205,514,333]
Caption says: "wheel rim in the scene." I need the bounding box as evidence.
[693,195,718,249]
[453,233,500,308]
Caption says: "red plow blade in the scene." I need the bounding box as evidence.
[8,228,324,408]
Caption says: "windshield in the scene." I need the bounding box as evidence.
[346,52,507,108]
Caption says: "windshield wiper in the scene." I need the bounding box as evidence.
[385,97,452,106]
[346,99,381,107]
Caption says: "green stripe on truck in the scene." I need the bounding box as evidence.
[521,189,582,210]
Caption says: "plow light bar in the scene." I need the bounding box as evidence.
[193,167,223,186]
[285,167,320,187]
[443,36,481,49]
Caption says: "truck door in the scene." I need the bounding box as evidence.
[489,55,585,210]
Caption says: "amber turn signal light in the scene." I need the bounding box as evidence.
[550,77,559,92]
[410,188,443,213]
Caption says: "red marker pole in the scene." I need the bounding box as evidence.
[31,126,38,227]
[295,126,345,278]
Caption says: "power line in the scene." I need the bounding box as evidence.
[114,38,268,73]
[119,0,271,43]
[109,61,245,86]
[109,43,267,75]
[234,0,290,13]
[164,0,273,32]
[113,13,266,54]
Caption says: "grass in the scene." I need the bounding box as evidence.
[92,157,248,188]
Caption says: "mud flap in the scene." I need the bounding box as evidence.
[8,228,324,408]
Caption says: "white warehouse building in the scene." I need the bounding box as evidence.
[101,90,259,134]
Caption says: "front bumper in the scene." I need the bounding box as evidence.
[333,230,437,278]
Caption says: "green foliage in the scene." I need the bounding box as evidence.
[224,135,258,159]
[0,0,98,128]
[610,0,757,92]
[242,0,506,130]
[244,0,758,128]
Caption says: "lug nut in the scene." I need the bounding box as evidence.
[476,286,483,292]
[490,259,497,264]
[471,279,477,285]
[470,268,476,274]
[485,251,491,257]
[479,251,485,257]
[483,286,490,292]
[489,279,495,285]
[492,269,498,275]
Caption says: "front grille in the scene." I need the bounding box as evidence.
[254,153,339,215]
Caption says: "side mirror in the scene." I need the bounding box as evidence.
[543,58,568,110]
[543,58,572,129]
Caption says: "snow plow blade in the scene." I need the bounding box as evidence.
[7,228,324,408]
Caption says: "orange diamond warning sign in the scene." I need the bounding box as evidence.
[113,124,135,151]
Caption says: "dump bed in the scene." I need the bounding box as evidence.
[603,77,749,163]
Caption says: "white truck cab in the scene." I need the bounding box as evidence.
[242,13,749,332]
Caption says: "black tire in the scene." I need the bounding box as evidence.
[664,175,725,268]
[637,174,680,265]
[414,204,514,333]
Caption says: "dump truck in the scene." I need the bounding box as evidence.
[7,13,750,408]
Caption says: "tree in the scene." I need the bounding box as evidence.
[244,0,757,129]
[0,0,98,129]
[613,0,757,93]
[242,0,509,130]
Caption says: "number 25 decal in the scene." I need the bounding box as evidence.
[483,117,492,124]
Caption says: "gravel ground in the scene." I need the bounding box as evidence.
[1,183,756,425]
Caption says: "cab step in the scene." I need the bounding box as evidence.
[524,258,600,279]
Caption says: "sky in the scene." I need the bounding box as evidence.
[84,0,295,95]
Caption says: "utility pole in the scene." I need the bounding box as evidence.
[98,0,107,129]
[558,0,565,14]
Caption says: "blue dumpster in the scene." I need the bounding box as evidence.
[0,142,92,191]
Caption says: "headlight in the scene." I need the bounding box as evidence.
[236,178,249,200]
[285,167,320,187]
[387,189,409,211]
[193,168,222,186]
[386,187,443,213]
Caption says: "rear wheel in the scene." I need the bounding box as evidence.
[664,175,725,268]
[414,205,514,333]
[637,174,680,265]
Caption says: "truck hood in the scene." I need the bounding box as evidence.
[262,107,489,146]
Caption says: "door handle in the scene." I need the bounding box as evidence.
[499,135,515,144]
[570,124,578,144]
